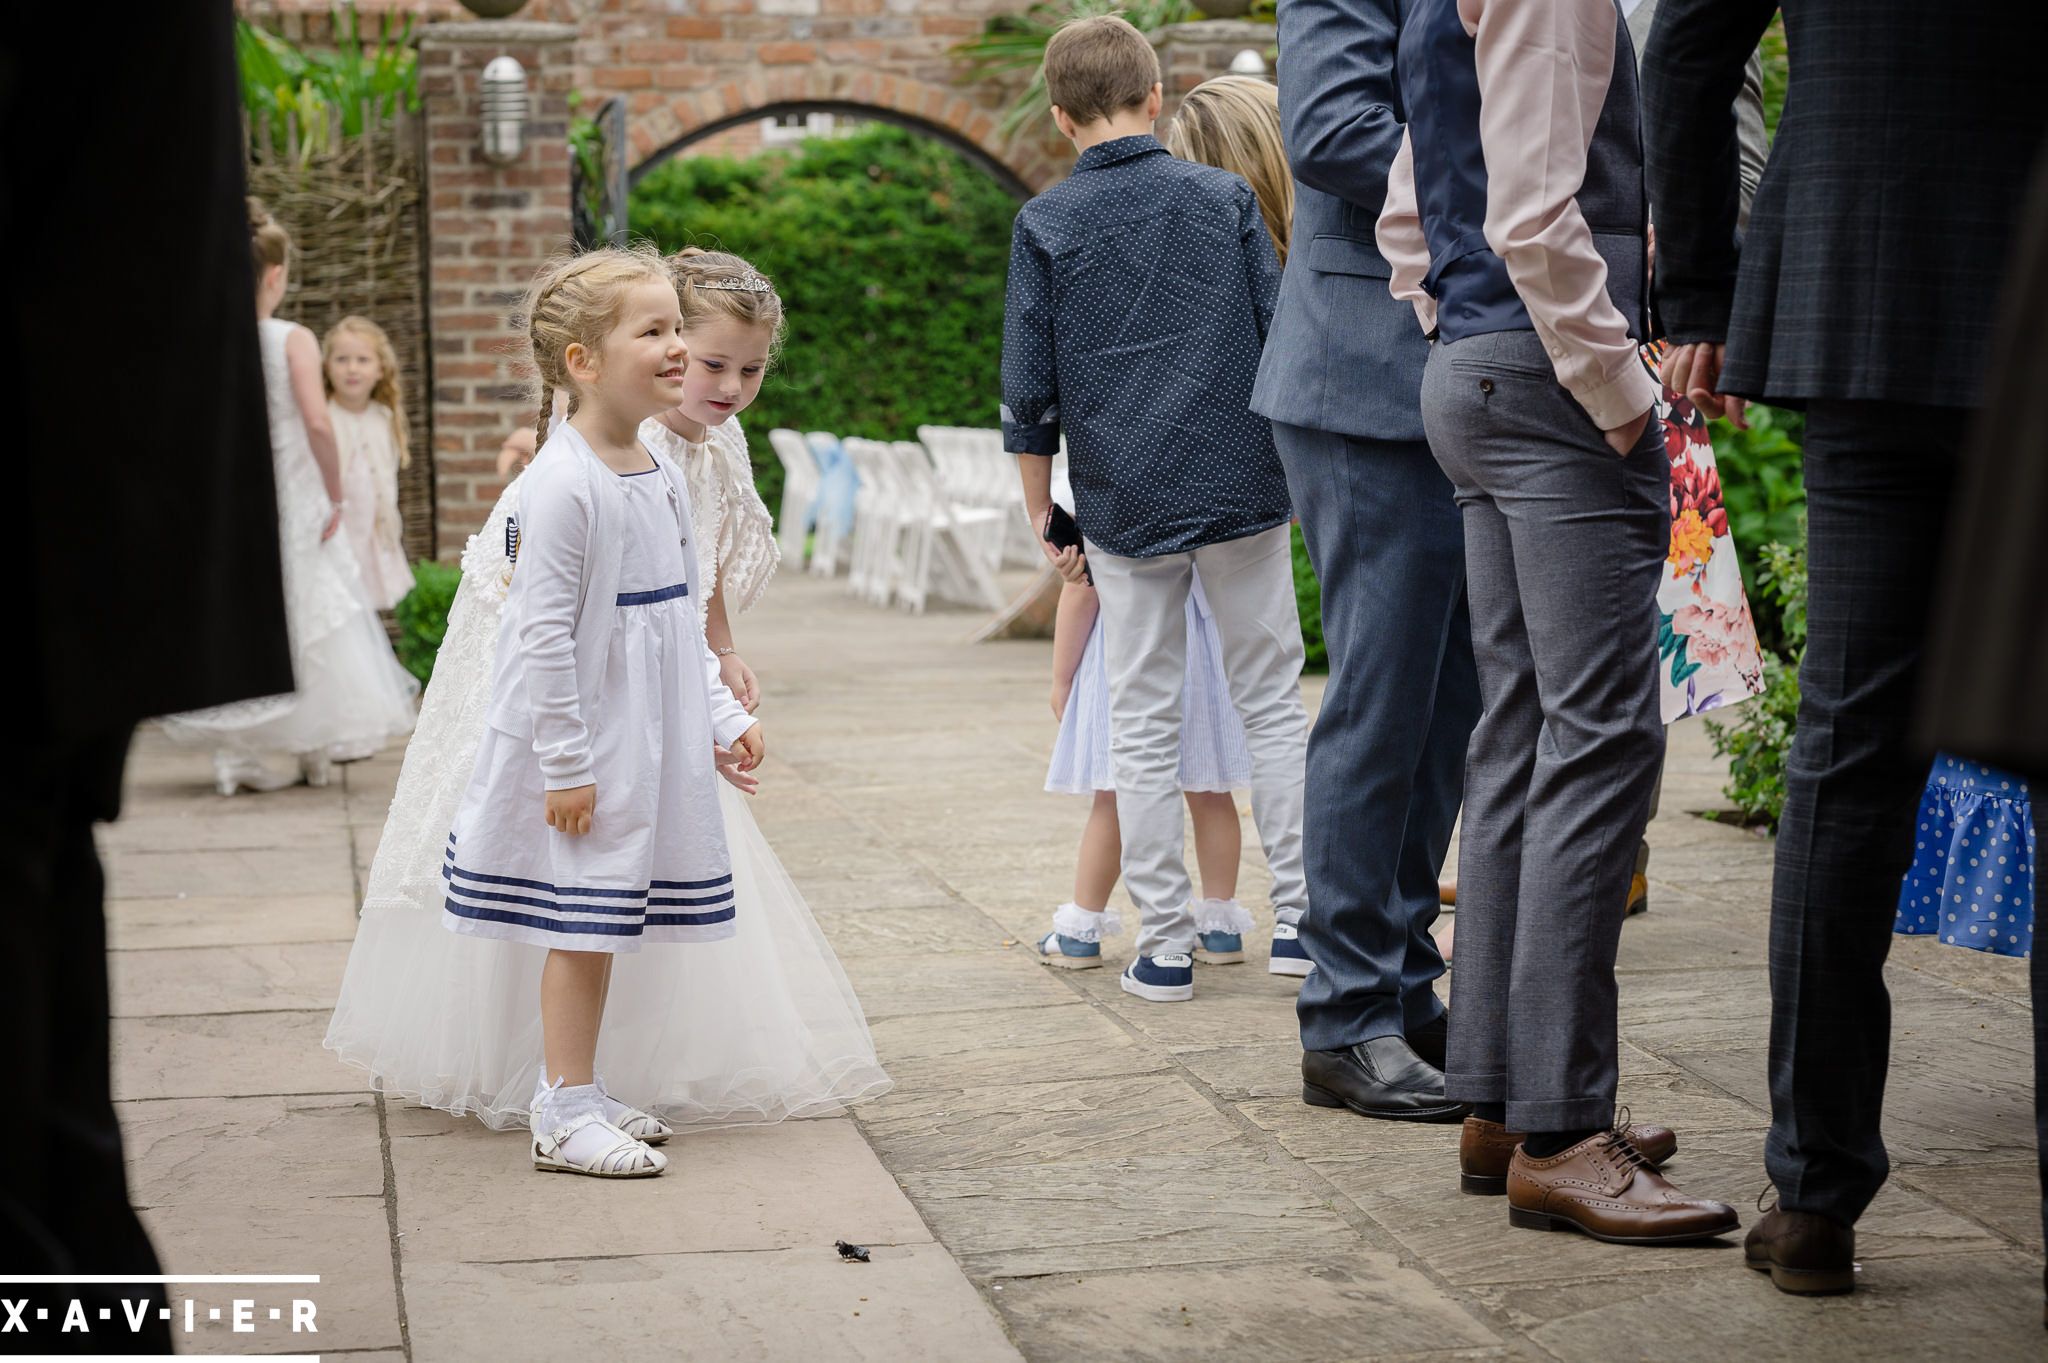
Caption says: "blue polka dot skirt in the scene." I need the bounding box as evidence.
[1894,756,2035,958]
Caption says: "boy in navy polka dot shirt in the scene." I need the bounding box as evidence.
[1003,15,1309,1004]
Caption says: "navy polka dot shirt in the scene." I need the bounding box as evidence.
[1001,134,1291,559]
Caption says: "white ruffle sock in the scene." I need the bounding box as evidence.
[1052,902,1123,941]
[1195,898,1255,935]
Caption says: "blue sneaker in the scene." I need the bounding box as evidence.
[1268,921,1314,978]
[1193,898,1251,964]
[1037,930,1102,969]
[1121,953,1195,1002]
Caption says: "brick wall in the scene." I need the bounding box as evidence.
[417,20,577,558]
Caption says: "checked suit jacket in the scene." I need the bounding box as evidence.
[1642,0,2047,409]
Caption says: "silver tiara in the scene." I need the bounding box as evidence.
[698,274,773,295]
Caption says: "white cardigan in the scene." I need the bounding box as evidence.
[484,424,753,788]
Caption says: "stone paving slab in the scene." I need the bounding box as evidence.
[402,1244,1020,1363]
[728,573,2045,1362]
[99,573,2047,1361]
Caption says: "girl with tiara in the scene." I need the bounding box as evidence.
[326,245,888,1178]
[161,200,417,793]
[323,315,416,612]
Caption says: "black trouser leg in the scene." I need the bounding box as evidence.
[0,727,170,1353]
[1763,401,1962,1225]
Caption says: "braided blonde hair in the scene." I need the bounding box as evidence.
[519,242,673,450]
[670,247,785,356]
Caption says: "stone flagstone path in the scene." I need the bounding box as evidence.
[106,571,2040,1360]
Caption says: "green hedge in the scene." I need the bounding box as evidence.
[631,124,1020,513]
[394,559,461,685]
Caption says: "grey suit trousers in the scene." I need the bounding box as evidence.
[1422,331,1670,1131]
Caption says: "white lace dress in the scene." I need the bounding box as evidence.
[325,416,892,1129]
[160,318,417,763]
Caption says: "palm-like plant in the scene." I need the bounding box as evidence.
[236,6,419,161]
[954,0,1199,142]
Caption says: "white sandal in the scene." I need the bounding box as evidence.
[531,1111,667,1178]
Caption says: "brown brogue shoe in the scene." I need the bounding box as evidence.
[1460,1117,1678,1195]
[1505,1129,1737,1244]
[1744,1204,1855,1295]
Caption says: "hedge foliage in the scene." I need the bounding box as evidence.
[630,123,1021,513]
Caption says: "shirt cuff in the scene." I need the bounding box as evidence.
[1003,420,1060,456]
[542,764,594,792]
[1571,357,1662,433]
[713,709,757,751]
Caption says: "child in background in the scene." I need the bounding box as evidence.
[1163,74,1293,268]
[323,316,415,610]
[1040,461,1258,971]
[161,200,417,793]
[1004,17,1309,1005]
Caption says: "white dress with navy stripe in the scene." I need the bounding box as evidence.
[443,461,735,950]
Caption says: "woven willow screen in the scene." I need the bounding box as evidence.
[248,105,433,565]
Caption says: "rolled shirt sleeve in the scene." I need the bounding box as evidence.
[1377,128,1440,338]
[1000,213,1061,456]
[1467,0,1658,431]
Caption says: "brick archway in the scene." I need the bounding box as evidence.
[623,66,1059,195]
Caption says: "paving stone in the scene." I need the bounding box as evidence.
[1474,1250,2044,1362]
[106,892,362,950]
[1670,1043,2035,1166]
[402,1244,1021,1363]
[838,948,1076,1019]
[812,903,1019,956]
[1172,1042,1304,1102]
[121,1093,383,1208]
[103,844,359,900]
[988,1254,1500,1362]
[108,942,351,1017]
[861,1002,1166,1089]
[900,1152,1360,1278]
[860,1073,1243,1172]
[138,1195,400,1354]
[388,1110,931,1264]
[1893,1161,2044,1253]
[113,1010,348,1102]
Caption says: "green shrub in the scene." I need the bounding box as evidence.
[393,559,461,685]
[1292,524,1327,674]
[1704,528,1806,827]
[1709,403,1804,654]
[630,124,1022,513]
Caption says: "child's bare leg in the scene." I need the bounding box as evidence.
[1074,790,1122,910]
[1188,790,1251,962]
[1185,791,1241,902]
[1042,792,1125,966]
[539,948,609,1088]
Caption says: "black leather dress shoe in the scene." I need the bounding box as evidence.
[1408,1012,1448,1071]
[1302,1035,1469,1122]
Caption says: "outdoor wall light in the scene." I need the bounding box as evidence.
[1228,48,1269,78]
[479,55,529,164]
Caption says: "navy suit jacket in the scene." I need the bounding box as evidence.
[1249,0,1429,445]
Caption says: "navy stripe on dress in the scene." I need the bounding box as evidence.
[616,582,689,606]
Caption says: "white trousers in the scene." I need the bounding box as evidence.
[1087,525,1310,957]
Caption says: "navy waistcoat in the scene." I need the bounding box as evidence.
[1398,0,1651,345]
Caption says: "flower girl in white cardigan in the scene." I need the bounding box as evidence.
[327,246,888,1179]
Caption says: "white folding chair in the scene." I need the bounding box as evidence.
[842,437,911,604]
[803,430,851,578]
[891,440,1007,614]
[766,428,820,570]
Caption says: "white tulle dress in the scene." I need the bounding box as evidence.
[324,417,891,1129]
[161,318,417,767]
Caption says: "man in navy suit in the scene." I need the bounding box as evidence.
[1250,0,1477,1122]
